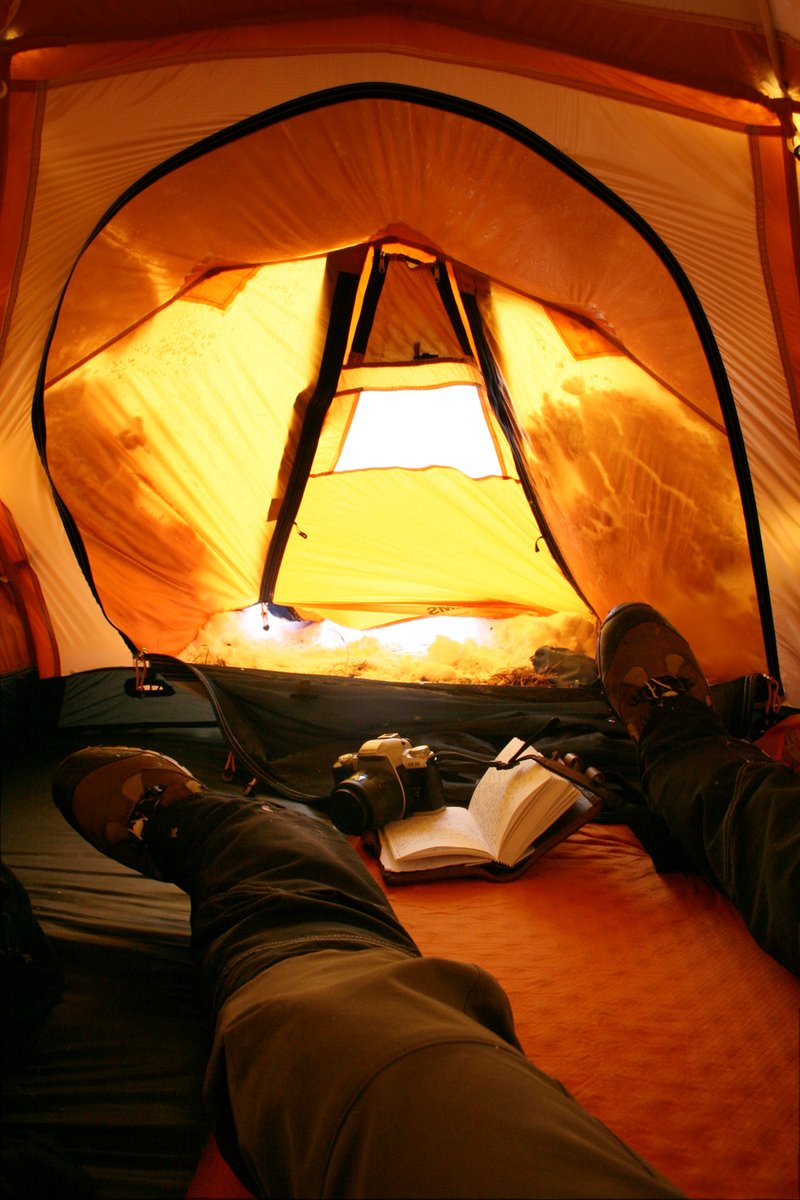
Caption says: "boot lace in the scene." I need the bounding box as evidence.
[632,675,694,706]
[127,784,167,843]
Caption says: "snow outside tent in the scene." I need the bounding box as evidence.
[2,2,800,699]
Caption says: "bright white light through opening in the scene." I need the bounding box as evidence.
[188,604,598,683]
[334,385,502,477]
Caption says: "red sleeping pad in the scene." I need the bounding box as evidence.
[188,787,799,1198]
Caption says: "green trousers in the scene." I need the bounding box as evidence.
[146,796,682,1198]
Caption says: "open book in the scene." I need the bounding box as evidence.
[377,737,601,882]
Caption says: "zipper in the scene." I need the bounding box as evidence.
[349,246,388,356]
[461,292,594,614]
[259,268,361,607]
[151,655,323,802]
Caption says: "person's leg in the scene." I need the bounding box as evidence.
[206,947,684,1199]
[54,748,684,1199]
[52,748,420,1010]
[639,700,799,974]
[147,793,424,1009]
[597,603,800,975]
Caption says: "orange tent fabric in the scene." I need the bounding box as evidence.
[0,500,59,676]
[2,2,799,694]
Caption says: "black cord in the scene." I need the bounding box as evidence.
[434,748,544,772]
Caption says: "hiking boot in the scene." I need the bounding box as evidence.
[597,603,713,742]
[52,747,203,877]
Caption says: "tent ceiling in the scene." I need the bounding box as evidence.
[47,97,720,420]
[5,0,799,106]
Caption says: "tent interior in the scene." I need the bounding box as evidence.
[32,94,774,681]
[2,4,799,1199]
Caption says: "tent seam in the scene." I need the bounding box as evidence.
[0,84,46,363]
[747,130,800,434]
[9,40,783,134]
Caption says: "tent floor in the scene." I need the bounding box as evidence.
[1,729,232,1199]
[3,721,799,1200]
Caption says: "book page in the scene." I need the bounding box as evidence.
[468,739,581,864]
[497,776,580,865]
[379,839,491,874]
[468,738,548,854]
[380,805,493,863]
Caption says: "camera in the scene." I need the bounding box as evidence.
[330,734,446,835]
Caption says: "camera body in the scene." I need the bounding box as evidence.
[330,734,445,835]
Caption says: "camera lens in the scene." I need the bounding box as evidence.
[329,770,405,834]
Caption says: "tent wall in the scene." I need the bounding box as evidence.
[36,97,760,669]
[0,499,59,677]
[2,5,799,694]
